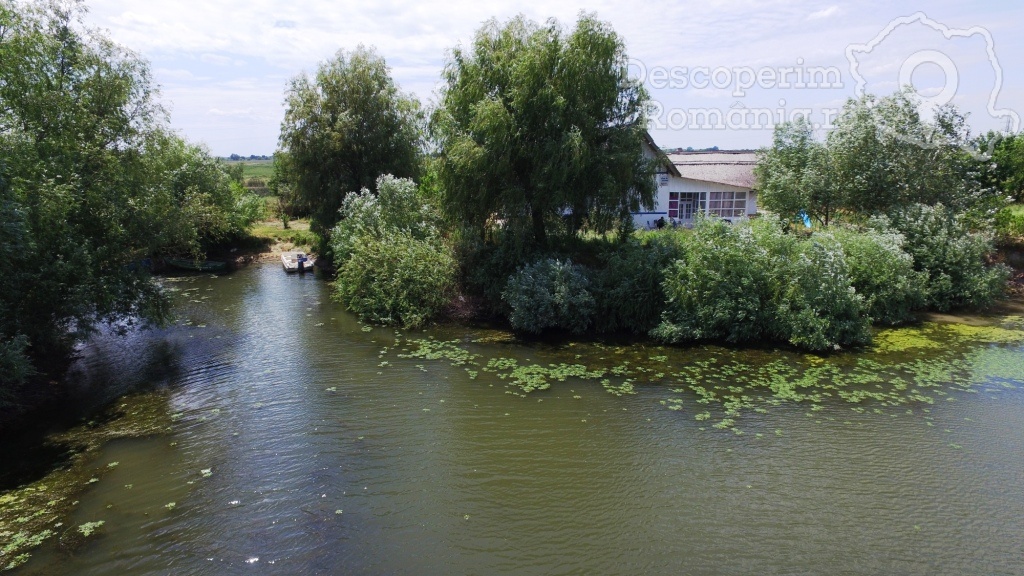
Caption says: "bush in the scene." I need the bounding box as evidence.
[778,236,871,351]
[503,259,595,335]
[995,204,1024,245]
[332,175,445,264]
[653,218,786,344]
[832,227,927,325]
[592,236,681,334]
[335,232,457,329]
[331,175,456,329]
[230,183,267,235]
[653,217,873,351]
[881,205,1009,311]
[461,232,537,315]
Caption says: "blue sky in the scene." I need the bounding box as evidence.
[84,0,1023,156]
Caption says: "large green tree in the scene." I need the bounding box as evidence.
[755,117,844,227]
[1,0,171,366]
[978,131,1024,203]
[277,46,423,261]
[431,14,655,247]
[0,0,258,401]
[757,90,999,225]
[828,90,992,216]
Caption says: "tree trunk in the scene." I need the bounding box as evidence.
[531,207,547,248]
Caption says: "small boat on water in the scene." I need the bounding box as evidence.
[282,251,314,273]
[165,257,229,273]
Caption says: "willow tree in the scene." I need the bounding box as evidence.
[757,90,998,226]
[277,46,423,261]
[0,0,256,402]
[755,118,845,227]
[431,14,655,247]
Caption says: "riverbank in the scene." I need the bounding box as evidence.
[198,218,317,269]
[997,245,1024,297]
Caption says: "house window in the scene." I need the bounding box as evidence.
[707,191,747,218]
[668,192,679,219]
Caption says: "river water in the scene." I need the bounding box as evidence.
[7,264,1024,575]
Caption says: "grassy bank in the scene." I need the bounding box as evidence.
[248,218,317,254]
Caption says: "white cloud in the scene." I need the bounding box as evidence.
[79,0,1024,154]
[200,53,233,66]
[207,108,257,118]
[154,68,207,82]
[808,6,840,20]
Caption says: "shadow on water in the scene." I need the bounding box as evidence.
[0,328,187,490]
[0,434,81,491]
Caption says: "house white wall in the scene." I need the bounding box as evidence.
[633,178,757,229]
[633,140,758,229]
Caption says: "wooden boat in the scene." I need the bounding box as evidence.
[282,251,314,273]
[165,257,229,273]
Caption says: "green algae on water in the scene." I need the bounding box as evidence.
[0,392,174,571]
[381,316,1024,437]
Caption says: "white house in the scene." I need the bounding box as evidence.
[633,134,758,229]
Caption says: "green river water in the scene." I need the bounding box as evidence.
[2,263,1023,575]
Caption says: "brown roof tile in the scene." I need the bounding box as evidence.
[667,151,758,189]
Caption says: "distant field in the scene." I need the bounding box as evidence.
[226,159,274,180]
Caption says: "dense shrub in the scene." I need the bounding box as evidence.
[778,236,871,351]
[832,228,927,325]
[995,204,1024,245]
[881,205,1009,311]
[332,175,445,263]
[462,233,537,315]
[503,259,595,335]
[336,232,457,329]
[331,175,456,329]
[653,217,874,351]
[591,238,679,334]
[230,183,268,235]
[653,218,786,344]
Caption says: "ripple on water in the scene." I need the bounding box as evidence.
[8,264,1024,576]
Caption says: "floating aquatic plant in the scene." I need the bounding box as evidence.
[76,521,104,537]
[376,316,1024,438]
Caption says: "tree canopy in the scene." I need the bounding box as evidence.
[277,46,423,261]
[431,14,655,246]
[0,0,259,400]
[979,131,1024,203]
[756,90,999,226]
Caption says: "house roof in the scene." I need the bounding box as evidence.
[643,132,682,178]
[667,150,758,189]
